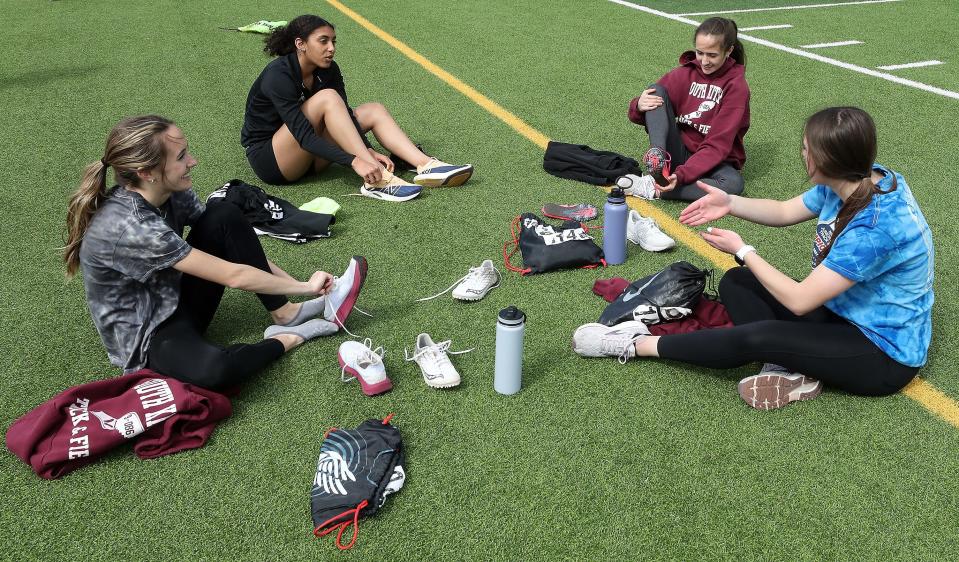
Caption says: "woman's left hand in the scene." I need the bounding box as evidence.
[369,149,394,172]
[700,226,745,255]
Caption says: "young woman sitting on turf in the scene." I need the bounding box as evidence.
[241,14,473,202]
[65,115,368,390]
[622,17,749,202]
[574,107,934,410]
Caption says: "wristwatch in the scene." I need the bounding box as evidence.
[735,245,756,266]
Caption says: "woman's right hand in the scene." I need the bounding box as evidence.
[636,88,664,112]
[352,156,384,185]
[305,271,334,295]
[678,181,732,226]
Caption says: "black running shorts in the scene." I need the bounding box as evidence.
[246,140,291,185]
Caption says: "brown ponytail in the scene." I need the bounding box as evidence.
[63,115,174,278]
[263,15,335,57]
[804,107,897,265]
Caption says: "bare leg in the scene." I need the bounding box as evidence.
[635,336,661,358]
[354,102,431,169]
[271,89,380,181]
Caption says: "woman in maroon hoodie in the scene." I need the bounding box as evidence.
[623,17,750,201]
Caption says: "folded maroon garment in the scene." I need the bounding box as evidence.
[6,369,232,479]
[592,277,733,334]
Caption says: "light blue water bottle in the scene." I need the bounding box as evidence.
[494,306,526,395]
[603,186,628,265]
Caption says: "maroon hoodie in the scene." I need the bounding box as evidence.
[6,370,232,479]
[629,51,750,186]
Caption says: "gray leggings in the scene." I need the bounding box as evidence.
[643,83,744,201]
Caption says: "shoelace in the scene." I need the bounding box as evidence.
[601,333,645,365]
[325,275,373,339]
[340,338,385,383]
[416,264,501,302]
[404,340,473,371]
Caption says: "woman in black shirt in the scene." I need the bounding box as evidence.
[241,15,473,202]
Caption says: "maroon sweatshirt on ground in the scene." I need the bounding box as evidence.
[629,51,750,186]
[6,370,232,479]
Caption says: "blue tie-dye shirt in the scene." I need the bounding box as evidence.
[802,164,934,367]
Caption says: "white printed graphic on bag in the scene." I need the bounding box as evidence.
[524,218,593,246]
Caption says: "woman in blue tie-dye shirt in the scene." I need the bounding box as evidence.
[572,107,934,411]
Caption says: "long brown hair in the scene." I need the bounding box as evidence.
[63,115,174,277]
[695,17,746,67]
[804,107,896,265]
[263,15,335,57]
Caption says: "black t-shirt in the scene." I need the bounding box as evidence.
[241,53,370,166]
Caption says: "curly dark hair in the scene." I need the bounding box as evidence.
[263,15,335,57]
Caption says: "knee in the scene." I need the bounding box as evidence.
[189,203,252,247]
[650,83,669,100]
[355,102,388,129]
[302,89,345,118]
[718,266,754,296]
[724,172,745,196]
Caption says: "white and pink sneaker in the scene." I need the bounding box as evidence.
[338,338,391,396]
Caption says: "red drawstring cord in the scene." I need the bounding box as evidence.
[382,413,394,425]
[503,215,531,275]
[313,500,369,550]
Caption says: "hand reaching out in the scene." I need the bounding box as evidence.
[700,226,745,255]
[679,181,732,226]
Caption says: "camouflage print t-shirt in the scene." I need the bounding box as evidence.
[79,186,204,372]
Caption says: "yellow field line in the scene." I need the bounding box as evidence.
[326,0,956,428]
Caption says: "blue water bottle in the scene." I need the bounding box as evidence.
[494,306,526,395]
[603,186,628,265]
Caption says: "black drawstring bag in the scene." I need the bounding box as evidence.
[598,261,710,326]
[504,213,605,275]
[207,179,334,243]
[312,415,405,550]
[543,141,643,185]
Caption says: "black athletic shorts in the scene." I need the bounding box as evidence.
[246,140,291,185]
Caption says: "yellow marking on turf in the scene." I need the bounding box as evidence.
[326,0,959,430]
[325,0,549,150]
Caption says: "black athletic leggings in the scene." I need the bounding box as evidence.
[656,267,918,396]
[147,204,286,390]
[643,83,744,201]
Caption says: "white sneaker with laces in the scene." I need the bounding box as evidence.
[405,333,470,388]
[418,260,501,302]
[572,321,650,364]
[615,174,658,200]
[627,209,675,251]
[737,363,823,411]
[338,338,391,396]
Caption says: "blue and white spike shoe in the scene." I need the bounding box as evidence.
[413,158,473,187]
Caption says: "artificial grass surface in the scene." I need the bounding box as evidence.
[2,0,958,559]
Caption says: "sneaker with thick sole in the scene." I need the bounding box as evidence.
[737,364,822,411]
[627,209,676,251]
[642,146,672,186]
[413,158,473,187]
[405,333,469,388]
[324,256,368,328]
[338,338,392,396]
[361,172,423,202]
[451,260,501,301]
[615,174,658,200]
[572,321,650,363]
[541,202,599,222]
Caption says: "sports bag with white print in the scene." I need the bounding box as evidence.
[504,212,605,275]
[598,261,710,326]
[311,415,405,550]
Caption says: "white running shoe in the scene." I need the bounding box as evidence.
[627,209,675,251]
[338,338,392,396]
[361,172,423,202]
[405,333,470,388]
[324,256,368,329]
[417,260,501,302]
[572,321,650,364]
[615,174,658,200]
[737,363,822,411]
[413,158,473,187]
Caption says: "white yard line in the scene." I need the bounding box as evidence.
[877,60,944,70]
[606,0,959,101]
[801,40,863,48]
[740,24,794,31]
[678,0,902,16]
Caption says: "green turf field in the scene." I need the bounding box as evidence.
[2,0,958,559]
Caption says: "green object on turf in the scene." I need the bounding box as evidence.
[299,196,341,216]
[236,20,287,34]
